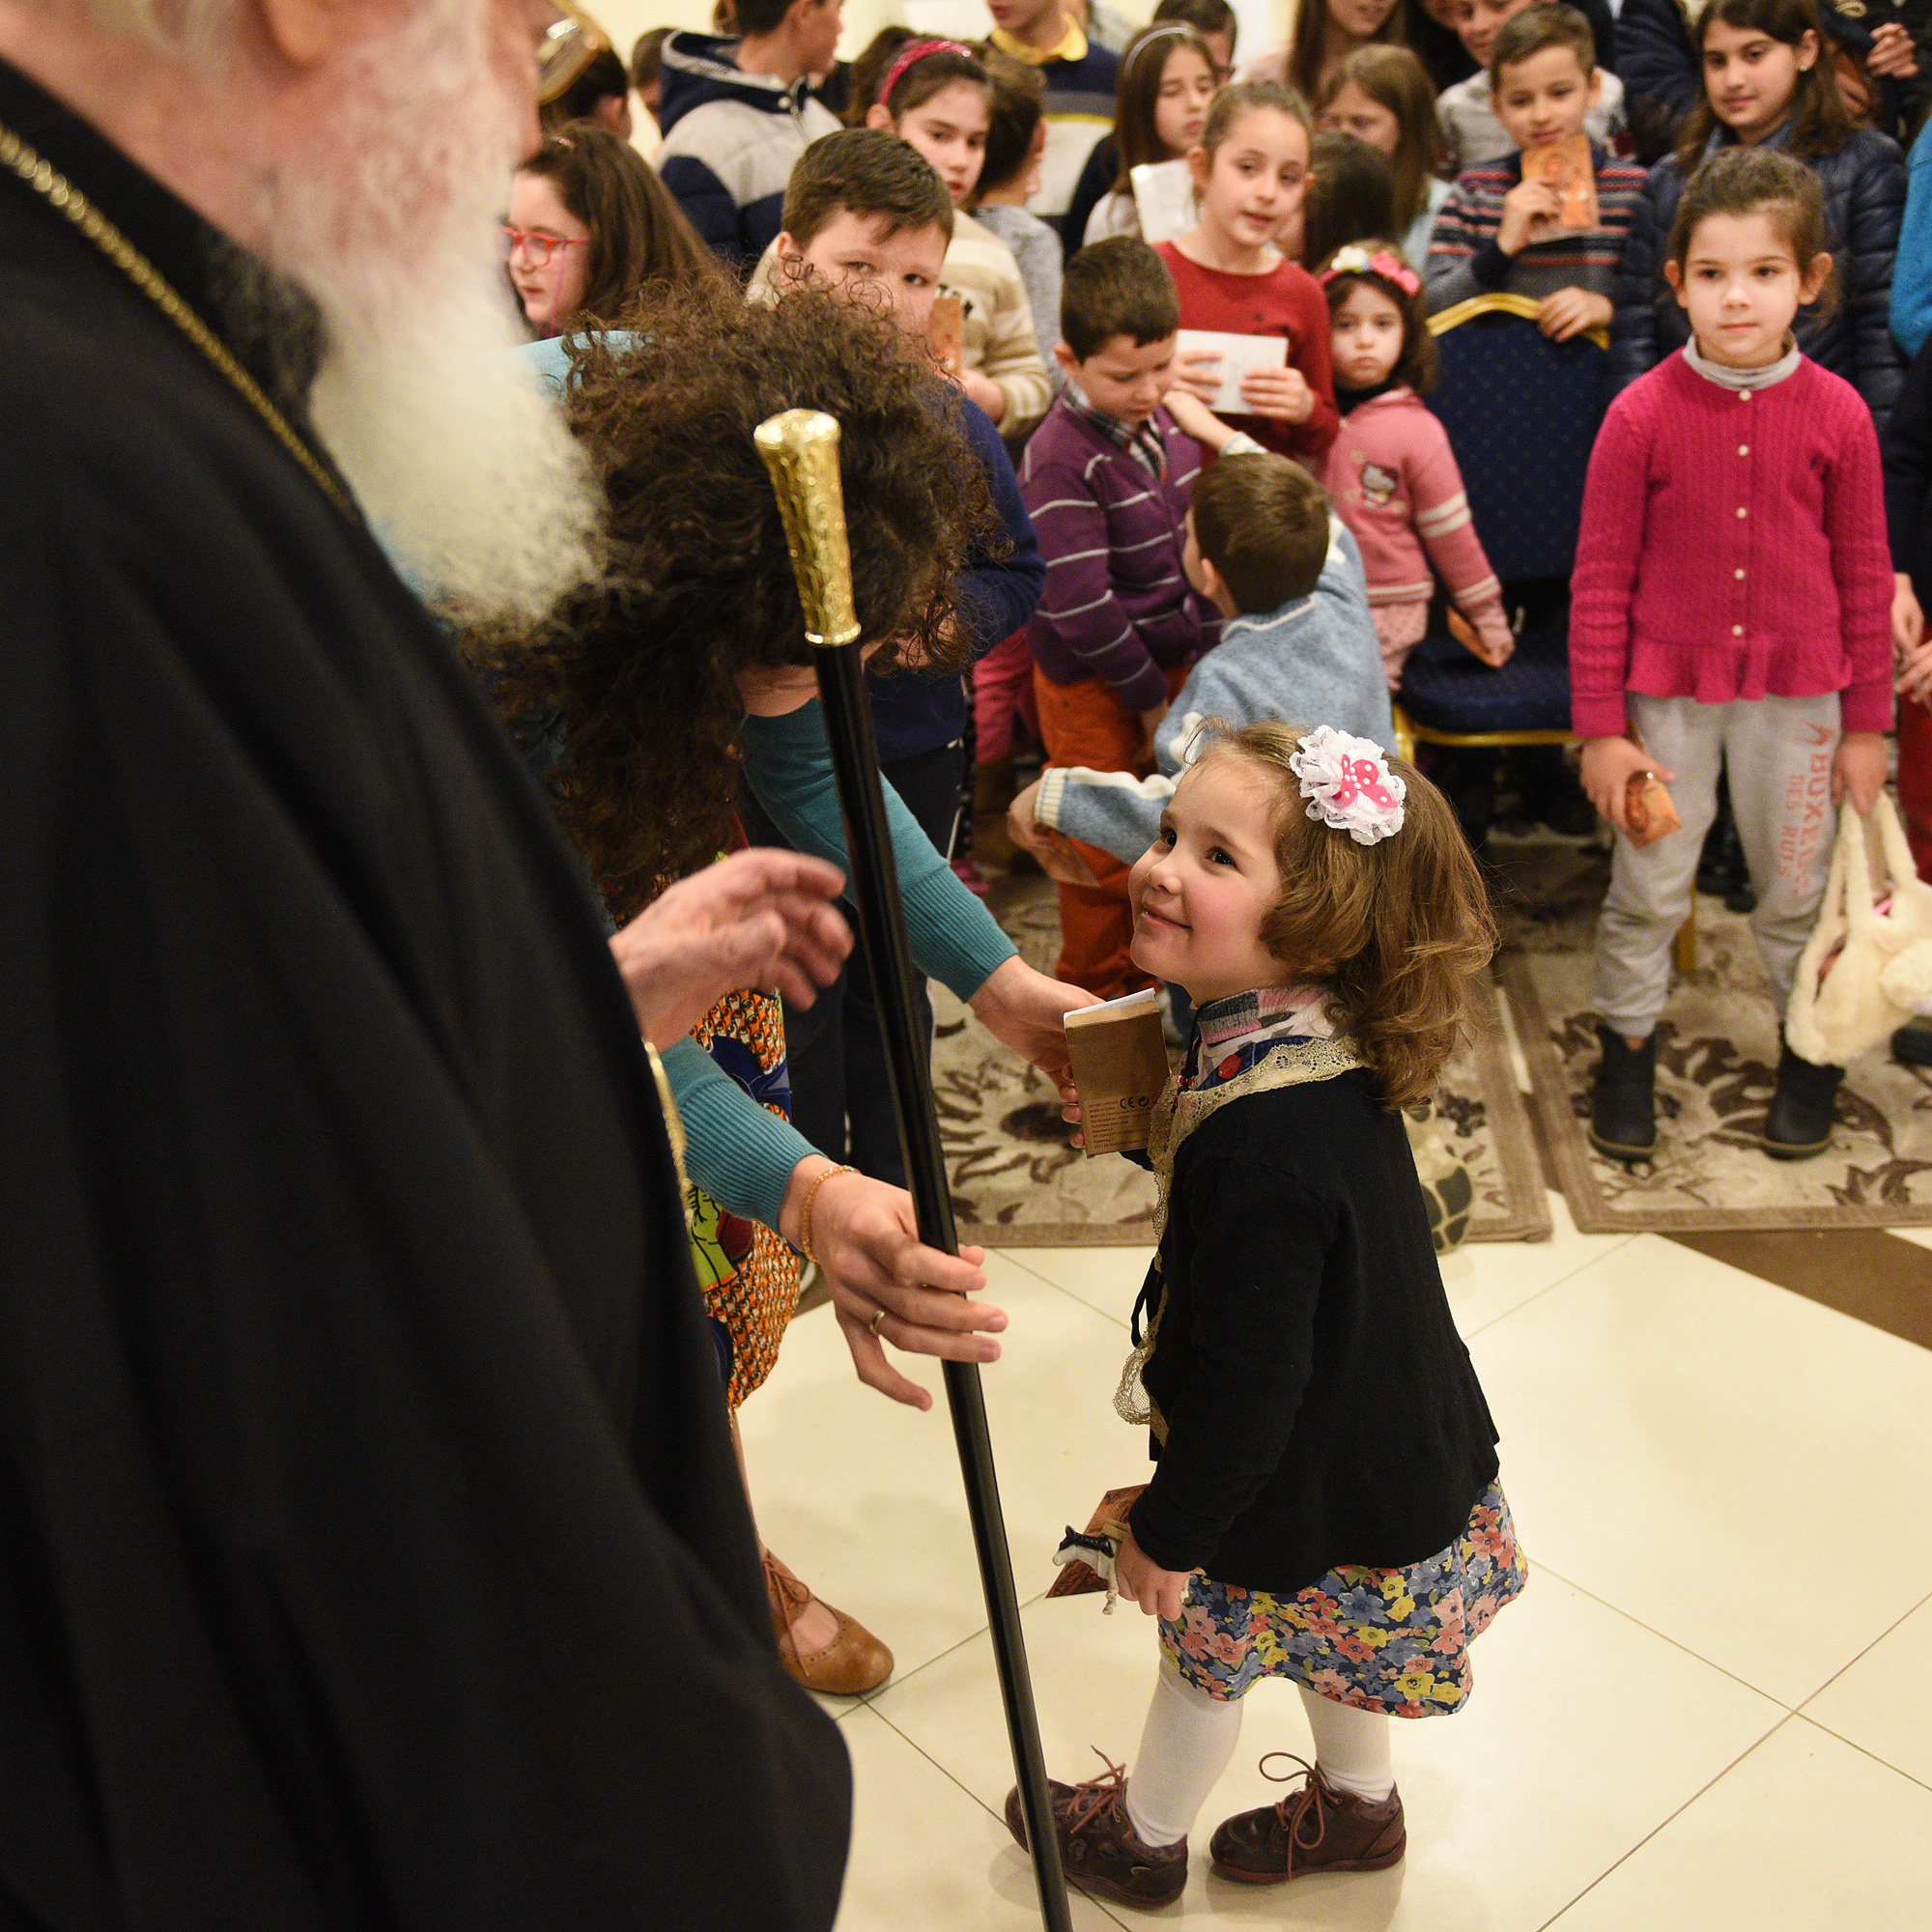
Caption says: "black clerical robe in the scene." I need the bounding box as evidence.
[0,60,848,1930]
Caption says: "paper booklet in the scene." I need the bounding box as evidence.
[1064,988,1171,1157]
[1175,327,1288,415]
[1520,132,1599,235]
[1130,159,1197,246]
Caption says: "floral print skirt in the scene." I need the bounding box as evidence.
[1159,1483,1525,1716]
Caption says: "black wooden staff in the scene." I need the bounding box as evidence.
[755,410,1071,1931]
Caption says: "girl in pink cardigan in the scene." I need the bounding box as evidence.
[1570,149,1893,1166]
[1315,244,1515,689]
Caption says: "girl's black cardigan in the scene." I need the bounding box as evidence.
[1127,1064,1501,1596]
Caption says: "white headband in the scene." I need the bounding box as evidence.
[1290,726,1406,845]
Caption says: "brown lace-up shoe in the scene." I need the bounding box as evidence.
[1209,1753,1406,1884]
[764,1550,893,1696]
[1004,1752,1188,1909]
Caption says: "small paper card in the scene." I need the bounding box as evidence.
[1065,989,1171,1157]
[1175,327,1288,415]
[1130,159,1197,245]
[1520,132,1599,234]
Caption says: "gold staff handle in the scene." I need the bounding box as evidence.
[753,410,862,649]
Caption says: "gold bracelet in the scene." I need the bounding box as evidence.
[797,1162,856,1264]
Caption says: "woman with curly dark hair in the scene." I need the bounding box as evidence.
[486,282,1094,1692]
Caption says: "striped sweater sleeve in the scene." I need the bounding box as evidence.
[1425,173,1505,313]
[1023,455,1170,711]
[977,270,1054,436]
[1404,412,1511,654]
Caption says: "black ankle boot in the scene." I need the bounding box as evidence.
[1894,1021,1932,1068]
[1762,1046,1844,1160]
[1589,1024,1656,1162]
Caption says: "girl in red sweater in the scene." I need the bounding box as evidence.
[1160,80,1341,464]
[1570,148,1893,1165]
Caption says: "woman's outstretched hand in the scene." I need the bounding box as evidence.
[779,1159,1007,1410]
[969,953,1098,1095]
[609,849,852,1049]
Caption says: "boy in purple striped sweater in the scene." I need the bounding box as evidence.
[1021,237,1224,997]
[1424,5,1648,339]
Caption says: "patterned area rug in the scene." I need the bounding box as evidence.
[938,872,1550,1247]
[1491,836,1932,1232]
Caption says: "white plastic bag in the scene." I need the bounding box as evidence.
[1786,794,1932,1065]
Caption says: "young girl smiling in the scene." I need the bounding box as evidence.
[1612,0,1907,426]
[1159,81,1342,462]
[1575,147,1893,1162]
[1318,242,1513,683]
[1005,722,1520,1906]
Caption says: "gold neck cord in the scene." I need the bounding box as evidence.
[0,118,357,523]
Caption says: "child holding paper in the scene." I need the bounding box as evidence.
[1005,722,1521,1907]
[1424,5,1648,339]
[1083,22,1221,245]
[1157,80,1342,464]
[1021,238,1224,997]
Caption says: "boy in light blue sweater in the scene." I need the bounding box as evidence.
[1011,450,1392,867]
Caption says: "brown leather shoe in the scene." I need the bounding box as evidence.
[1209,1753,1405,1885]
[1004,1752,1188,1909]
[764,1550,893,1696]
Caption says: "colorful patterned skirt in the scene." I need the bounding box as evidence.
[1159,1484,1525,1716]
[685,988,800,1412]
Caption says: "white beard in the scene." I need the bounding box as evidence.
[253,3,601,627]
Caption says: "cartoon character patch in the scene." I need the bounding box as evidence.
[1357,458,1399,508]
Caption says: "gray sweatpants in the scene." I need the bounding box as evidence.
[1594,693,1840,1038]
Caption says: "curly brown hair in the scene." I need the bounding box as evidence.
[1194,722,1495,1109]
[478,281,996,918]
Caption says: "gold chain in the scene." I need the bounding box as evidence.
[0,117,357,522]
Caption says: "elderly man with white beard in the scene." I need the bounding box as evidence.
[0,0,924,1922]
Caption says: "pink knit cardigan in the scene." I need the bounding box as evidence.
[1569,353,1894,739]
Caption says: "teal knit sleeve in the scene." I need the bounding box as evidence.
[738,701,1017,1000]
[660,1035,812,1233]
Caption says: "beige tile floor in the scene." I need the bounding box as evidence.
[739,1201,1932,1931]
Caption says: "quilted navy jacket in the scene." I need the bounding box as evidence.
[1609,121,1908,431]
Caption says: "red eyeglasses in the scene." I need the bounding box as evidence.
[500,224,589,267]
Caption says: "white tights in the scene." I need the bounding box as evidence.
[1122,1663,1395,1849]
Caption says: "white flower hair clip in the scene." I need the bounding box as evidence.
[1290,726,1406,845]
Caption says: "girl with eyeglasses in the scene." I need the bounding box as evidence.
[505,122,724,339]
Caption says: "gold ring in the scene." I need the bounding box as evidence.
[869,1307,888,1336]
